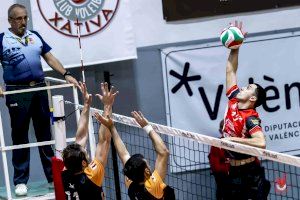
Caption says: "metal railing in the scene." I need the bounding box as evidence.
[0,77,96,200]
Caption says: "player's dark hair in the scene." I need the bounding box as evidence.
[219,119,224,135]
[254,83,266,108]
[123,154,147,183]
[62,143,88,174]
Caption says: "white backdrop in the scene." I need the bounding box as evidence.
[30,0,137,71]
[0,0,15,33]
[161,31,300,171]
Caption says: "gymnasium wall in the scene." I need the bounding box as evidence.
[0,1,299,199]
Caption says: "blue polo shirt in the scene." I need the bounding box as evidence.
[0,29,51,84]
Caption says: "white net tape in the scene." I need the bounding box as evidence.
[65,101,300,168]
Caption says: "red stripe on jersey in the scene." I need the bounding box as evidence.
[249,125,262,135]
[226,85,239,97]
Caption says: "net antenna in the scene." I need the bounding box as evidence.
[76,17,86,83]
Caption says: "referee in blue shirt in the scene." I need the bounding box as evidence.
[0,4,79,196]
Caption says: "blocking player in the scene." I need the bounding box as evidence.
[61,82,117,200]
[95,111,175,200]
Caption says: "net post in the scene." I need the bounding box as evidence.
[46,80,55,139]
[0,111,12,200]
[104,71,122,200]
[52,95,67,159]
[52,95,67,200]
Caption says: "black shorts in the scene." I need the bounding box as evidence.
[222,162,270,200]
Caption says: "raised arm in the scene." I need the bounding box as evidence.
[94,83,118,167]
[226,49,239,91]
[94,114,130,166]
[226,21,246,91]
[75,82,92,148]
[131,111,170,180]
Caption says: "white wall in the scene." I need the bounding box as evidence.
[130,0,300,47]
[0,0,15,33]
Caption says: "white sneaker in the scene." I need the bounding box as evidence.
[15,184,27,196]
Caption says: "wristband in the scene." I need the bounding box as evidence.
[143,124,153,134]
[63,70,72,78]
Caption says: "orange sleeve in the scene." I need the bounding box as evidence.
[143,170,167,199]
[152,170,167,190]
[84,159,105,187]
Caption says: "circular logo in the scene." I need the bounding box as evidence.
[37,0,119,37]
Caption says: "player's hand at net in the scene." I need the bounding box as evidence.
[95,82,119,106]
[94,112,114,129]
[131,111,149,128]
[78,81,92,106]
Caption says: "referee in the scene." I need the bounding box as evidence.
[0,4,78,196]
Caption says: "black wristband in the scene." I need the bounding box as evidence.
[63,70,72,78]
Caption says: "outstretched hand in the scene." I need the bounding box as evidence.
[230,20,247,37]
[131,111,149,128]
[94,112,114,129]
[65,75,79,88]
[78,81,92,105]
[95,82,118,106]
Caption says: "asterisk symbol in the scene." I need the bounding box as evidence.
[169,62,201,96]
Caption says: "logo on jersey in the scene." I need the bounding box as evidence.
[250,119,260,125]
[3,47,25,66]
[37,0,119,37]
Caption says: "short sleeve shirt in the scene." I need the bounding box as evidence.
[0,29,51,83]
[62,159,105,200]
[126,170,167,199]
[223,85,262,139]
[84,159,105,186]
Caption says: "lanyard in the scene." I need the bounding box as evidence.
[16,36,29,46]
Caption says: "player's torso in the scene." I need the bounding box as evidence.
[62,171,104,200]
[223,98,258,138]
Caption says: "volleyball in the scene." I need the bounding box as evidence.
[220,26,244,49]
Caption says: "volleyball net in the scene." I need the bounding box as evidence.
[75,104,300,200]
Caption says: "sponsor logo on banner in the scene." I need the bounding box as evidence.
[262,151,278,159]
[165,52,300,153]
[37,0,119,37]
[162,34,300,172]
[275,173,287,194]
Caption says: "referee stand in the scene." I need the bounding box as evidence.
[0,78,85,200]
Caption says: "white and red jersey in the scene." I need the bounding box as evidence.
[223,85,263,160]
[223,85,262,139]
